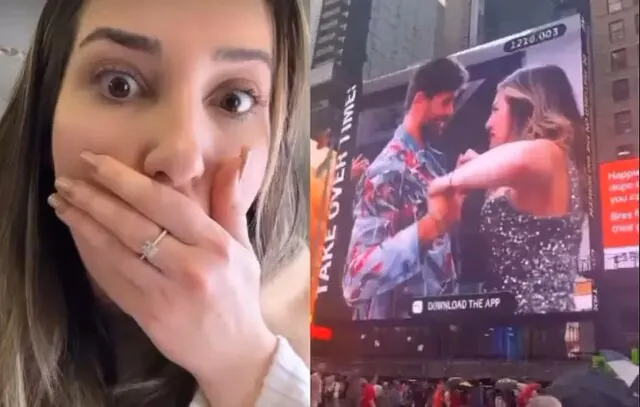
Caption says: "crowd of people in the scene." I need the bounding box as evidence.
[312,373,544,407]
[310,355,638,407]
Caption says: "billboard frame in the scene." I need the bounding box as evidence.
[315,14,601,326]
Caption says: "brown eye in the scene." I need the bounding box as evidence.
[98,71,141,101]
[219,90,256,114]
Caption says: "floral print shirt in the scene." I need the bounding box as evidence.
[343,126,456,320]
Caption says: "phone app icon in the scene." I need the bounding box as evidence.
[412,300,423,314]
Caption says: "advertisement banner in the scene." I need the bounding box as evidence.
[310,0,372,321]
[599,158,639,270]
[310,147,335,319]
[315,15,597,323]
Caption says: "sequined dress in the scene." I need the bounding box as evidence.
[479,161,584,314]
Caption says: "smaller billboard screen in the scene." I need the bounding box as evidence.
[599,158,639,270]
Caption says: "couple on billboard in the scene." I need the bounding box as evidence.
[344,58,587,320]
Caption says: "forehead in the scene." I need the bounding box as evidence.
[75,0,274,56]
[493,90,508,104]
[432,91,455,100]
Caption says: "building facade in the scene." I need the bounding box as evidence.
[481,0,579,43]
[363,0,441,80]
[309,0,476,85]
[589,0,639,161]
[363,0,482,80]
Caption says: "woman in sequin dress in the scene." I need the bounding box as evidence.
[429,65,588,314]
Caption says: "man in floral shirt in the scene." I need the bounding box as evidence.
[344,57,469,320]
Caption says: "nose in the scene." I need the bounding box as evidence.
[143,113,206,189]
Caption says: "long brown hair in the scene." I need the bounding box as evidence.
[0,1,308,406]
[498,64,587,212]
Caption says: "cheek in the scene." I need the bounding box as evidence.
[499,111,513,139]
[486,114,496,130]
[491,111,506,136]
[239,142,270,209]
[52,116,91,179]
[52,101,141,180]
[234,111,271,205]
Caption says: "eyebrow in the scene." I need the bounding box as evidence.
[214,47,272,70]
[79,27,160,54]
[78,27,272,69]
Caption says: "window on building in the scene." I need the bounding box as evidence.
[612,78,631,101]
[616,144,637,158]
[607,0,622,13]
[611,48,628,71]
[614,110,633,134]
[610,20,626,42]
[608,0,623,13]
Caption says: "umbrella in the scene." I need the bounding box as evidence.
[495,378,519,392]
[544,369,637,407]
[445,377,472,390]
[599,349,640,392]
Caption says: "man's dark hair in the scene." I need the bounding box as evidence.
[404,57,469,111]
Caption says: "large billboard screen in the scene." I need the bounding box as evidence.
[315,15,597,322]
[599,158,639,270]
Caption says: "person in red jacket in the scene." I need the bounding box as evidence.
[517,383,540,407]
[447,389,462,407]
[361,379,377,407]
[433,383,445,407]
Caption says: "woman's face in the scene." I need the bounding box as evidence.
[52,0,273,281]
[485,90,513,148]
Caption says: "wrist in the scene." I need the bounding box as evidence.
[196,325,278,407]
[418,213,445,243]
[447,171,456,190]
[430,213,447,236]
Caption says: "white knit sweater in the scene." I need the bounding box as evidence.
[188,336,309,407]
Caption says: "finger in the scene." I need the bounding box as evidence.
[458,156,472,166]
[47,193,166,316]
[79,152,209,246]
[210,148,252,249]
[464,149,478,160]
[53,178,196,278]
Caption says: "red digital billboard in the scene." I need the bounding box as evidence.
[599,158,639,270]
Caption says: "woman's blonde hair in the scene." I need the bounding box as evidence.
[0,1,308,406]
[498,64,587,211]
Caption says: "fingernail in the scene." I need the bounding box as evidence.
[54,177,73,193]
[80,151,98,169]
[47,193,67,211]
